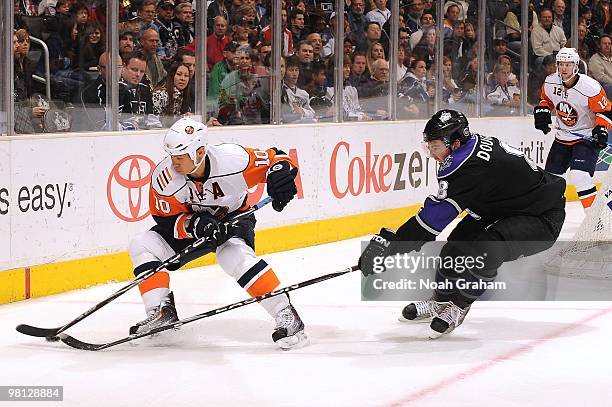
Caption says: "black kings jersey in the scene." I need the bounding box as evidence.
[396,134,566,242]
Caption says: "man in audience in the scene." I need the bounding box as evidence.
[349,0,368,51]
[282,55,316,123]
[207,16,232,71]
[406,0,425,34]
[141,28,167,87]
[531,8,567,64]
[366,0,391,28]
[289,9,306,45]
[119,51,162,129]
[360,58,390,119]
[589,34,612,97]
[152,0,179,63]
[209,41,239,101]
[174,1,195,47]
[119,31,136,63]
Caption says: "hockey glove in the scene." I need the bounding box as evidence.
[187,214,228,248]
[591,126,609,150]
[533,105,552,134]
[359,228,396,277]
[266,161,299,212]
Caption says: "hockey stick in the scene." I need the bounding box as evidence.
[16,197,273,340]
[551,126,612,147]
[58,265,361,351]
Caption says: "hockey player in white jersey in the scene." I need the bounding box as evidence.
[533,47,612,209]
[127,117,307,349]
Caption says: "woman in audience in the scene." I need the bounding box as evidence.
[152,63,194,127]
[367,41,386,76]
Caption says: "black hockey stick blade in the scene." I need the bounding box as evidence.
[58,265,359,351]
[16,324,62,339]
[16,197,273,341]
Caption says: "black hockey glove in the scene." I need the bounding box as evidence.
[187,214,228,247]
[533,105,552,134]
[591,126,609,150]
[266,161,298,212]
[359,228,396,277]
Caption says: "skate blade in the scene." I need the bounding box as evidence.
[276,331,308,350]
[398,315,432,323]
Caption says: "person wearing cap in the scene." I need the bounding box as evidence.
[207,16,232,70]
[209,41,240,101]
[152,0,180,62]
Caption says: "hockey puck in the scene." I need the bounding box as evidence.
[46,336,60,342]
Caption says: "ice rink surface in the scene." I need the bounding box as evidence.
[2,202,612,407]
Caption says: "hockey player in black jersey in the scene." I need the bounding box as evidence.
[359,109,566,338]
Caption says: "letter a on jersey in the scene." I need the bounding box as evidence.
[212,182,225,199]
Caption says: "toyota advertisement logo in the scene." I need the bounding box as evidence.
[107,155,156,222]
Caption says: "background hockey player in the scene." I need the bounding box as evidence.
[359,109,566,338]
[534,47,612,210]
[128,117,306,349]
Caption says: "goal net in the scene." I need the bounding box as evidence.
[545,157,612,279]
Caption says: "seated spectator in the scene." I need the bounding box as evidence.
[488,37,518,73]
[207,16,232,71]
[367,41,386,75]
[444,20,471,79]
[231,14,251,47]
[366,0,391,28]
[152,63,193,127]
[412,27,436,69]
[79,23,104,73]
[118,51,162,129]
[173,1,195,47]
[207,0,230,34]
[141,28,167,87]
[576,22,593,60]
[443,3,461,40]
[304,62,332,121]
[360,58,390,119]
[209,41,239,102]
[589,34,612,97]
[281,55,316,123]
[261,8,293,57]
[487,55,519,91]
[349,51,369,90]
[306,32,324,62]
[355,21,382,54]
[326,58,370,121]
[218,46,270,125]
[397,46,408,80]
[531,8,566,64]
[348,0,368,51]
[76,52,122,131]
[405,0,425,34]
[504,0,539,50]
[321,11,350,58]
[296,40,314,87]
[409,12,435,50]
[527,54,556,105]
[14,29,35,102]
[399,28,410,51]
[152,0,179,63]
[289,9,306,45]
[118,30,135,63]
[551,0,571,39]
[137,0,157,35]
[486,64,521,114]
[441,56,461,105]
[397,58,430,118]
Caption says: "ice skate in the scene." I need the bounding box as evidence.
[272,304,308,350]
[429,301,471,339]
[399,300,448,322]
[130,292,179,335]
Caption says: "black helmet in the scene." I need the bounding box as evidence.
[423,109,471,146]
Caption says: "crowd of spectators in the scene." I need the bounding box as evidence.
[10,0,612,133]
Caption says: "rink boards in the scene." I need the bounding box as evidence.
[0,117,608,303]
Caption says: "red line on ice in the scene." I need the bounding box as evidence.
[388,306,612,407]
[25,267,31,299]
